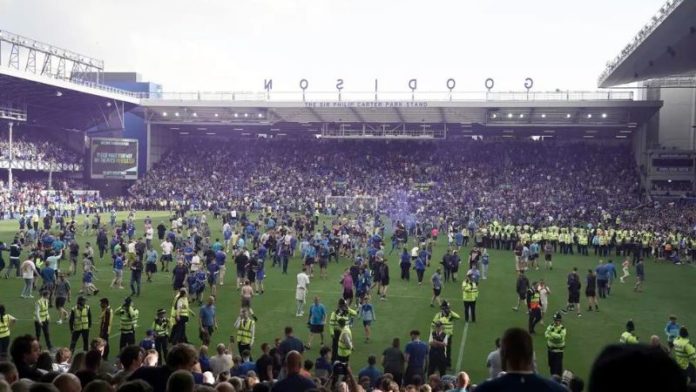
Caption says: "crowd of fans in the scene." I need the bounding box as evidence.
[128,139,695,234]
[0,132,83,167]
[0,327,687,392]
[0,177,100,219]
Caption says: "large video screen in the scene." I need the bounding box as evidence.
[90,138,138,180]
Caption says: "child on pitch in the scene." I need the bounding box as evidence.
[358,295,376,343]
[140,329,156,351]
[620,258,630,283]
[81,263,99,296]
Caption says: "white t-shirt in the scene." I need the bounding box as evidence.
[161,241,173,255]
[539,286,550,307]
[21,260,37,279]
[190,255,201,272]
[145,227,154,240]
[411,247,420,258]
[296,272,310,301]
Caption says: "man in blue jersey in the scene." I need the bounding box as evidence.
[404,330,428,385]
[306,296,326,350]
[595,260,609,299]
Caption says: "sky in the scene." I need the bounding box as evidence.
[0,0,665,95]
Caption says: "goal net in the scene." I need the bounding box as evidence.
[325,195,379,214]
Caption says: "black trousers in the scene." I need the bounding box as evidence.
[238,343,252,359]
[548,350,563,376]
[528,308,542,333]
[428,353,447,376]
[464,301,476,322]
[331,330,340,359]
[684,364,696,384]
[34,321,52,350]
[0,337,9,360]
[446,334,453,367]
[120,331,135,349]
[400,265,410,280]
[171,317,189,344]
[155,336,169,364]
[70,330,89,352]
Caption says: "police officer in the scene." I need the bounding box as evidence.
[69,296,92,352]
[428,321,448,376]
[336,318,353,363]
[234,308,255,356]
[152,308,170,364]
[673,326,696,382]
[329,298,356,357]
[116,297,139,349]
[462,272,479,323]
[34,290,53,351]
[545,312,566,377]
[432,301,460,368]
[620,320,639,344]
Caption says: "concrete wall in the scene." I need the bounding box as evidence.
[657,87,696,149]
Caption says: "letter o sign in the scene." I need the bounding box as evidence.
[446,78,456,91]
[299,79,309,90]
[485,78,495,91]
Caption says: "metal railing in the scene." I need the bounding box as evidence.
[0,159,82,172]
[141,89,634,102]
[0,63,141,99]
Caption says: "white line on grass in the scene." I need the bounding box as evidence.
[455,322,469,372]
[263,287,430,300]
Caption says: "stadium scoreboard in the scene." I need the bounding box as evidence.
[90,138,138,180]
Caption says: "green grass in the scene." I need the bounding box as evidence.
[1,211,694,384]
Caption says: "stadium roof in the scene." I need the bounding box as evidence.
[0,66,139,131]
[138,91,661,139]
[598,0,696,87]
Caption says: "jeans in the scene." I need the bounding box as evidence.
[281,255,289,274]
[130,275,142,296]
[22,278,33,297]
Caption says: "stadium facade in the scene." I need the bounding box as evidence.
[0,0,694,197]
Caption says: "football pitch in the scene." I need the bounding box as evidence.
[1,211,694,384]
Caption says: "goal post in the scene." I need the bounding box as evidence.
[325,195,379,214]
